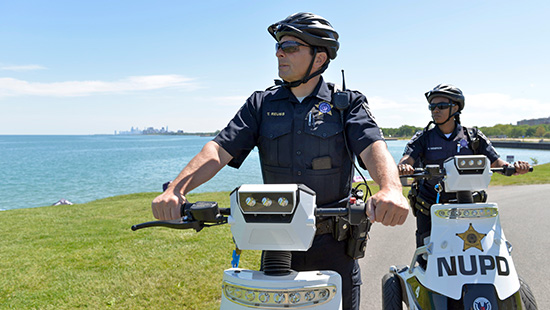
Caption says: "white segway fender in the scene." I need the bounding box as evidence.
[421,202,520,300]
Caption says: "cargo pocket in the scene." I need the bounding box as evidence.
[258,122,292,167]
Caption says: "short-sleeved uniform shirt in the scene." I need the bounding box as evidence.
[213,77,383,206]
[403,123,499,203]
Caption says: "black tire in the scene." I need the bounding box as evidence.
[382,273,403,310]
[519,275,538,310]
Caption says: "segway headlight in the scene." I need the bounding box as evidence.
[435,206,498,219]
[222,281,336,308]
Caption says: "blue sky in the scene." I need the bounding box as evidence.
[1,0,549,135]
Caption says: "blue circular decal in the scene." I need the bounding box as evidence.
[319,102,331,114]
[473,297,492,310]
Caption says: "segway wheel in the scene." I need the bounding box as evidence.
[382,273,403,310]
[519,275,538,310]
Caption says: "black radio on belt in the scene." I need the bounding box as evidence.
[347,220,371,259]
[345,196,371,259]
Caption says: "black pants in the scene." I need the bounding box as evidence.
[415,210,431,268]
[291,234,362,310]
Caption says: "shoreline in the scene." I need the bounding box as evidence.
[491,140,550,150]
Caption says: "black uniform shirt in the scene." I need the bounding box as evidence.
[403,123,499,202]
[213,77,384,205]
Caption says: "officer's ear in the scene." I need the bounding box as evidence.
[314,52,328,69]
[451,103,460,114]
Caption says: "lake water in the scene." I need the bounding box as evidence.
[1,135,548,211]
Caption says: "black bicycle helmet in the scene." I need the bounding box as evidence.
[268,13,339,88]
[425,83,465,111]
[268,12,339,60]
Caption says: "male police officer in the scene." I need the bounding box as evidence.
[398,84,530,266]
[153,12,409,310]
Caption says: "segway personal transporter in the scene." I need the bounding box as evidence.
[132,184,370,309]
[381,155,537,310]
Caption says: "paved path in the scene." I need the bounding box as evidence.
[359,184,550,309]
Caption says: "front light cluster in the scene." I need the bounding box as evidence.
[239,192,294,214]
[222,282,336,308]
[435,207,498,219]
[455,155,486,170]
[245,196,288,208]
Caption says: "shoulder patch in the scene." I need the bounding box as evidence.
[409,130,424,143]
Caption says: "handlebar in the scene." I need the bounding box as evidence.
[400,164,533,179]
[132,197,368,232]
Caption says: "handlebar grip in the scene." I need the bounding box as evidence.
[315,207,348,217]
[492,165,534,176]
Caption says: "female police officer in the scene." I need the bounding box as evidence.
[152,13,409,310]
[398,84,530,266]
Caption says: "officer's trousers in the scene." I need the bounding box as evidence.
[415,210,432,268]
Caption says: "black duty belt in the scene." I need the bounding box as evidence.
[414,195,433,216]
[315,218,334,235]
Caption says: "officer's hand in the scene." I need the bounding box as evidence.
[365,188,409,226]
[513,160,530,175]
[397,163,415,176]
[152,191,186,220]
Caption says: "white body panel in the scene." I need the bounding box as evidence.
[443,155,492,192]
[228,184,316,251]
[419,203,519,300]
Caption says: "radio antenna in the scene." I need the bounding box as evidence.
[341,69,347,91]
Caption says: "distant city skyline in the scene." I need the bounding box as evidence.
[116,126,173,135]
[1,1,549,134]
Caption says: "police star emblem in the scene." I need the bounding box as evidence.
[315,101,333,116]
[456,223,487,251]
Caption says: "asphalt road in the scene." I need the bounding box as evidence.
[359,184,550,309]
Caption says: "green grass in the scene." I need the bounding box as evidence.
[0,191,260,309]
[1,163,548,309]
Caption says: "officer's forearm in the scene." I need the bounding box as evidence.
[168,141,233,196]
[361,140,402,191]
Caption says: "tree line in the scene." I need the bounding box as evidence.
[382,124,550,139]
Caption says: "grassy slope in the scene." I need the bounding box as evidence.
[0,191,260,309]
[1,163,547,309]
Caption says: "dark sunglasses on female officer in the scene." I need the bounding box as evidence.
[276,41,310,53]
[428,102,456,111]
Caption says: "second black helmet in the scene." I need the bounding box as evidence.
[425,84,465,111]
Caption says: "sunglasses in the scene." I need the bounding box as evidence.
[275,41,310,54]
[429,102,455,111]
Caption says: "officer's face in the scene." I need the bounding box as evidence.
[276,36,314,82]
[430,96,459,124]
